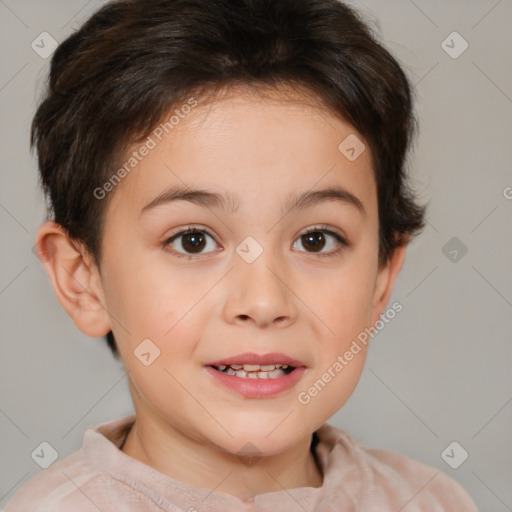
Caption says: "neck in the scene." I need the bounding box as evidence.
[121,413,323,498]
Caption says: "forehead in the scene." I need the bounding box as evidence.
[108,85,377,221]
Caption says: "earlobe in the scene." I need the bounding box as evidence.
[370,243,407,326]
[34,221,111,338]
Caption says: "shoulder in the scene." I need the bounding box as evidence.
[3,415,137,512]
[363,445,478,511]
[317,424,478,511]
[3,448,107,512]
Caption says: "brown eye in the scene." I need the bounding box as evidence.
[301,231,326,252]
[181,231,207,253]
[166,228,218,258]
[293,228,347,257]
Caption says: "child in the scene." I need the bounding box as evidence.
[6,0,478,510]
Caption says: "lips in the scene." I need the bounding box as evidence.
[204,352,308,397]
[204,352,307,368]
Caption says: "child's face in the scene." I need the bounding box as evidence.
[54,86,404,458]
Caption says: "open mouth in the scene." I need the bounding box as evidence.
[208,363,295,379]
[204,357,306,397]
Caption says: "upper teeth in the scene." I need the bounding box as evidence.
[217,364,288,371]
[213,363,292,379]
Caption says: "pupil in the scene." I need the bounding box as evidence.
[183,232,205,253]
[303,232,325,252]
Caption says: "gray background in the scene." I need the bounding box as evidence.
[1,0,511,510]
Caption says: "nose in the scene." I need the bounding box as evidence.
[222,247,298,329]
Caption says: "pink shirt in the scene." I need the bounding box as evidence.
[5,414,478,511]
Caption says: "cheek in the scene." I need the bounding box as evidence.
[300,353,367,412]
[125,348,210,441]
[298,255,377,348]
[101,252,207,363]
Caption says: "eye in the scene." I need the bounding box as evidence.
[292,226,348,258]
[164,225,348,260]
[164,226,219,259]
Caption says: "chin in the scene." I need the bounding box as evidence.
[213,422,308,457]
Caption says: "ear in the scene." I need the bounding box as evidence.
[369,242,407,326]
[34,220,111,338]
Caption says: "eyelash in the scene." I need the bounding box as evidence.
[163,225,348,261]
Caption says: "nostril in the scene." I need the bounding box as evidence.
[239,315,249,320]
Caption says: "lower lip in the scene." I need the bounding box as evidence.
[204,366,306,398]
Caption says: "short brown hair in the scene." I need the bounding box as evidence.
[31,0,427,359]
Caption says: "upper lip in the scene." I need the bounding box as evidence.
[205,352,306,368]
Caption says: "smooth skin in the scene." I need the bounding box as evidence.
[35,84,407,499]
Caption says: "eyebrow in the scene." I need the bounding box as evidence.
[139,184,365,218]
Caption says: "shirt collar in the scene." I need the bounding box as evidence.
[82,414,361,512]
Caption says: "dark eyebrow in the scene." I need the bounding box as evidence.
[284,187,365,217]
[139,185,365,218]
[139,186,240,217]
